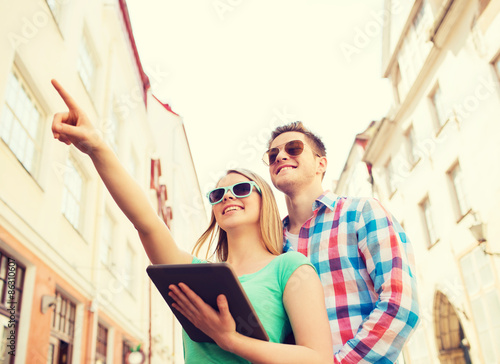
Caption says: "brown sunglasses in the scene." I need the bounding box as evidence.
[262,140,320,166]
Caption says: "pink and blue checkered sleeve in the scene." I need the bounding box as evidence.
[334,198,420,364]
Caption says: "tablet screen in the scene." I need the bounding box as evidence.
[147,263,269,343]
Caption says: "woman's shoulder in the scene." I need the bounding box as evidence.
[277,251,311,266]
[274,252,315,290]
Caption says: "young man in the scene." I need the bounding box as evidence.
[264,122,419,363]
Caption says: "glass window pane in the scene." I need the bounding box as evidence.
[474,248,494,287]
[460,254,478,295]
[432,87,446,126]
[15,267,24,287]
[1,107,14,141]
[485,291,500,327]
[5,74,18,108]
[1,70,43,174]
[62,159,83,230]
[471,298,487,331]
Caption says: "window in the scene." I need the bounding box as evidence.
[447,163,470,220]
[412,1,427,34]
[405,125,419,166]
[96,322,108,364]
[460,248,500,362]
[100,212,114,266]
[396,1,432,101]
[430,85,447,129]
[0,252,24,364]
[0,70,43,175]
[49,291,76,364]
[61,158,84,230]
[420,196,438,246]
[77,32,97,95]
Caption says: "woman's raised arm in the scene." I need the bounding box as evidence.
[51,79,192,265]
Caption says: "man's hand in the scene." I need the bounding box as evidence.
[51,79,103,155]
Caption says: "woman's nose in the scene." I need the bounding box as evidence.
[223,190,236,201]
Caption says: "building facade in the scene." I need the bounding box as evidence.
[336,0,500,363]
[0,1,207,363]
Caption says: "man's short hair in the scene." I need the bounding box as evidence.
[268,121,327,157]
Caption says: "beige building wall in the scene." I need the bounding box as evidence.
[337,1,500,363]
[0,1,206,363]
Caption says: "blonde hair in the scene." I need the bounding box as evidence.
[192,169,283,261]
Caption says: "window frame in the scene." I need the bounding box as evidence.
[395,0,433,103]
[61,156,86,232]
[404,124,420,167]
[420,195,438,247]
[50,291,76,364]
[95,322,108,364]
[0,68,45,178]
[77,28,99,97]
[447,162,471,222]
[428,83,448,132]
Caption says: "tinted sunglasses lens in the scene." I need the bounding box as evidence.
[232,182,252,197]
[285,140,304,156]
[267,148,279,165]
[209,188,225,203]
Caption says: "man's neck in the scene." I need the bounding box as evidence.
[285,185,325,234]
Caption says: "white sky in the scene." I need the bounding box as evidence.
[126,0,392,216]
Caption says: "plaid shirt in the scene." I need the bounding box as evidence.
[283,191,419,364]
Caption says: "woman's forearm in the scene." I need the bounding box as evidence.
[89,143,158,234]
[220,333,331,364]
[88,143,191,264]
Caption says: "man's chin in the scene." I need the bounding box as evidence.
[272,178,298,195]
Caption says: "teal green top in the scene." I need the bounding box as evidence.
[182,251,314,363]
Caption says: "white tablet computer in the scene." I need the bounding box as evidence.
[146,263,269,343]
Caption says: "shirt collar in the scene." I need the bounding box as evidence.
[283,190,337,228]
[312,190,337,212]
